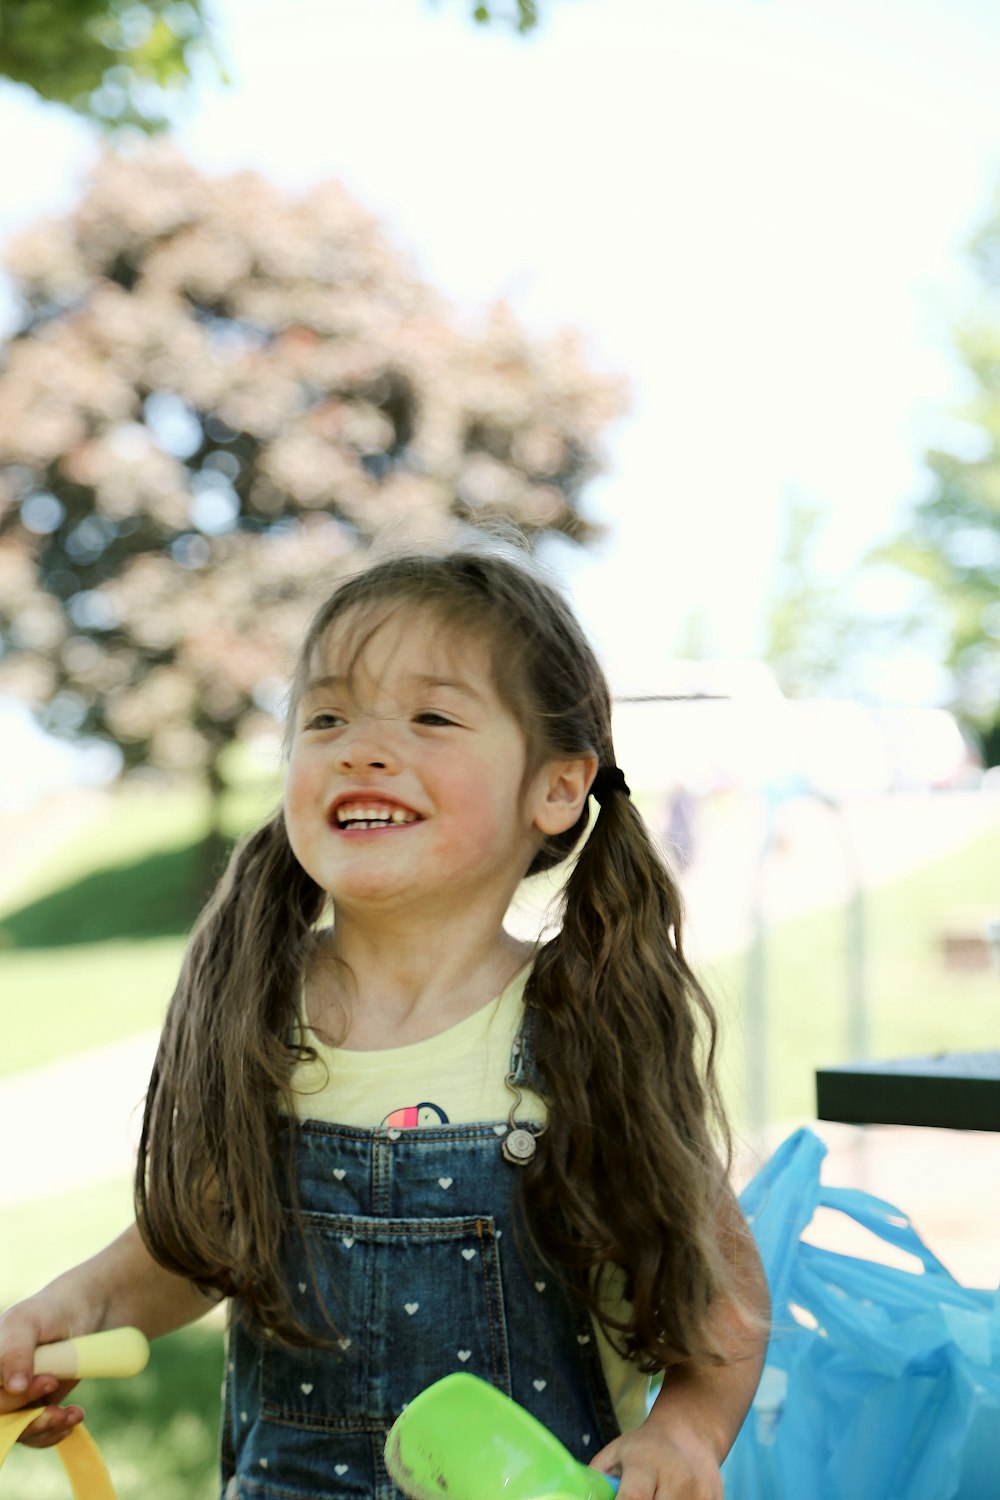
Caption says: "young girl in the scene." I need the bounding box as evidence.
[0,547,768,1500]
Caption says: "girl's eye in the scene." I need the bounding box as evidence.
[414,711,455,727]
[305,711,345,731]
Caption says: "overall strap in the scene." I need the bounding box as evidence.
[509,1002,543,1091]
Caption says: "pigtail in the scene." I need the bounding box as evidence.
[136,811,327,1340]
[523,786,735,1372]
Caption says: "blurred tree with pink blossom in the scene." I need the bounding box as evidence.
[0,148,625,824]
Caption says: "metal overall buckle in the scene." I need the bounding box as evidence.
[501,1029,542,1166]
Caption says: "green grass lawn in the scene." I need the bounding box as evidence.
[0,1321,225,1500]
[0,940,183,1078]
[0,772,282,1077]
[3,1176,136,1306]
[705,818,1000,1129]
[2,766,280,924]
[0,774,277,1500]
[2,1178,224,1500]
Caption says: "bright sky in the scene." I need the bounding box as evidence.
[2,0,1000,719]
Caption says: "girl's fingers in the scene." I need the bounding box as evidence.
[13,1402,85,1449]
[0,1312,60,1398]
[0,1342,34,1396]
[0,1372,58,1413]
[589,1444,622,1478]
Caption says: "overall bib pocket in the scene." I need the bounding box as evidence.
[260,1210,511,1431]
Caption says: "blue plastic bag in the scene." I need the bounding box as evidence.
[723,1128,1000,1499]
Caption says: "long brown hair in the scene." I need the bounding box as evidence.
[137,546,744,1368]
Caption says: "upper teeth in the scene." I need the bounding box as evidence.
[335,805,417,826]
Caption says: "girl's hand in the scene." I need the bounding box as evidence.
[590,1417,723,1500]
[0,1297,86,1449]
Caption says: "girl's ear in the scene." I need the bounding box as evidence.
[531,754,599,836]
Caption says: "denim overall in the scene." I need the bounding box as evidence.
[221,1021,621,1500]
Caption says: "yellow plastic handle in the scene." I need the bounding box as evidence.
[0,1408,117,1499]
[34,1328,150,1381]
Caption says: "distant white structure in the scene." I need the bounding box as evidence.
[787,701,980,800]
[612,659,792,796]
[611,661,980,800]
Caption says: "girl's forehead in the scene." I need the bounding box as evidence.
[310,604,494,685]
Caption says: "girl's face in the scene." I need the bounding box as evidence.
[284,608,553,920]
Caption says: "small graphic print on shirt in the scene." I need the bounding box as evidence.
[382,1102,450,1129]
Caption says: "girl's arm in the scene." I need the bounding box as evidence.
[591,1199,770,1500]
[0,1221,219,1449]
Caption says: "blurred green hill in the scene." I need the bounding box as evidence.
[2,841,211,949]
[0,768,280,1074]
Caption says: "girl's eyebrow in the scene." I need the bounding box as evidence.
[411,673,485,701]
[302,674,347,698]
[303,673,485,702]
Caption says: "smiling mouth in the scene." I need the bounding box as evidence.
[332,803,421,831]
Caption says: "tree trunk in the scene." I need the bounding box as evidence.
[199,753,230,903]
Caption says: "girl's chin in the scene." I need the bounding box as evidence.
[327,874,425,907]
[328,869,478,914]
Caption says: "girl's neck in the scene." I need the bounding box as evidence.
[307,907,535,1050]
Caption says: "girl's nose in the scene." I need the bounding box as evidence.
[336,716,397,772]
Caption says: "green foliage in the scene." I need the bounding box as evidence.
[877,188,1000,750]
[767,498,845,696]
[979,718,1000,766]
[0,0,220,130]
[762,494,861,697]
[471,0,539,30]
[0,1,551,130]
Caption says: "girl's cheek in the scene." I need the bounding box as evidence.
[285,753,320,801]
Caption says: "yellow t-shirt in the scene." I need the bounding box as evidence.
[288,967,652,1433]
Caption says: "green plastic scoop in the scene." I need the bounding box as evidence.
[384,1373,618,1500]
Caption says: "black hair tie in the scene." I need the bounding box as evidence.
[591,765,631,804]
